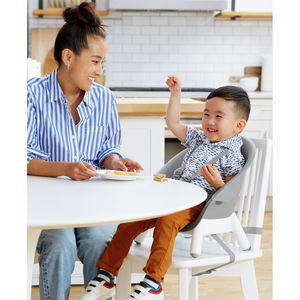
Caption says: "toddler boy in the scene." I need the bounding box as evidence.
[78,74,251,300]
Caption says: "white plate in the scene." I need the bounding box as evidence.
[97,171,139,181]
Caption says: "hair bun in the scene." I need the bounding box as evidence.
[63,2,102,27]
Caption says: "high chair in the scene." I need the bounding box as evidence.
[116,137,273,300]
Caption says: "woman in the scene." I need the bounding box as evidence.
[27,3,143,299]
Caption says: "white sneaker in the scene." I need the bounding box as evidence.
[78,276,115,300]
[125,281,164,300]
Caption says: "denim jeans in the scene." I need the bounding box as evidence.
[36,224,118,300]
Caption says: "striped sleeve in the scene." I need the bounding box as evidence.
[97,92,125,164]
[27,87,50,165]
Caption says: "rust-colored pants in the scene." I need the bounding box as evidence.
[96,201,205,282]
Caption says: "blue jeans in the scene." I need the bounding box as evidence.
[36,224,118,300]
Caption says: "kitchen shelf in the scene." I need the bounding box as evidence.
[215,10,272,20]
[33,9,109,16]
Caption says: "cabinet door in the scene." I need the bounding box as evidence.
[241,120,272,196]
[240,120,271,139]
[120,117,165,175]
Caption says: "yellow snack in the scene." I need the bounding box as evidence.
[154,177,168,182]
[153,174,166,179]
[106,170,138,176]
[127,172,138,176]
[153,174,168,182]
[114,171,129,176]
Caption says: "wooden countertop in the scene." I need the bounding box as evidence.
[116,98,205,116]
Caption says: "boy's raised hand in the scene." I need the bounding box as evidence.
[166,74,182,93]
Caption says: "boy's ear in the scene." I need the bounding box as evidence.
[235,118,247,133]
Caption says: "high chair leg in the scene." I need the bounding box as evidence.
[116,259,132,300]
[179,268,198,300]
[230,213,251,250]
[239,260,259,300]
[189,221,205,257]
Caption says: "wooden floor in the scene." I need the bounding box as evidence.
[31,212,272,300]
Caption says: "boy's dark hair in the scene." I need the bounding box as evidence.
[207,86,251,121]
[54,2,107,66]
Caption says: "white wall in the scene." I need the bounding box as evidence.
[28,0,272,88]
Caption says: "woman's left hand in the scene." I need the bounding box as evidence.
[112,157,144,173]
[200,164,225,191]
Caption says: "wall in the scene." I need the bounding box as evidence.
[28,0,272,88]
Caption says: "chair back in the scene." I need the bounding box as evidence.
[183,138,272,251]
[238,138,272,250]
[183,137,256,231]
[157,148,189,178]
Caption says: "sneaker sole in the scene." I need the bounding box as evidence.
[80,287,115,300]
[97,288,115,300]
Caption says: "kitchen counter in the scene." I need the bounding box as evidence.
[116,98,205,117]
[245,91,273,99]
[113,90,272,100]
[115,91,272,117]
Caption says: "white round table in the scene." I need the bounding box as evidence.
[27,175,207,299]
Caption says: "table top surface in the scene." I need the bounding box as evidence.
[27,175,207,230]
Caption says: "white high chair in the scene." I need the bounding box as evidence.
[116,137,272,300]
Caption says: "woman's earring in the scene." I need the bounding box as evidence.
[67,63,69,71]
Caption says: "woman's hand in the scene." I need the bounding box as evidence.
[111,158,144,173]
[200,165,225,191]
[64,162,98,181]
[27,158,98,181]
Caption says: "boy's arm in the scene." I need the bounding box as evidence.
[200,165,237,191]
[166,74,187,143]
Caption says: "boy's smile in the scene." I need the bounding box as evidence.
[202,97,246,143]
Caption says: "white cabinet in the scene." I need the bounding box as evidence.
[241,120,271,139]
[242,98,273,140]
[120,116,165,175]
[240,97,273,196]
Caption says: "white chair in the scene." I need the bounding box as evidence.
[116,138,272,300]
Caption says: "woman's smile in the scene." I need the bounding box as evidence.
[87,77,96,85]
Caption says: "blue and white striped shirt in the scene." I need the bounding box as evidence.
[27,69,125,170]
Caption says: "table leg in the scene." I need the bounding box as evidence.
[27,228,41,300]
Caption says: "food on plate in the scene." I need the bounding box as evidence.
[127,172,138,176]
[114,171,129,176]
[105,170,137,176]
[153,174,168,182]
[106,170,115,175]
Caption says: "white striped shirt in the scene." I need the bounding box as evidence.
[27,69,125,170]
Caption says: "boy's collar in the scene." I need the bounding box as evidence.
[202,133,242,151]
